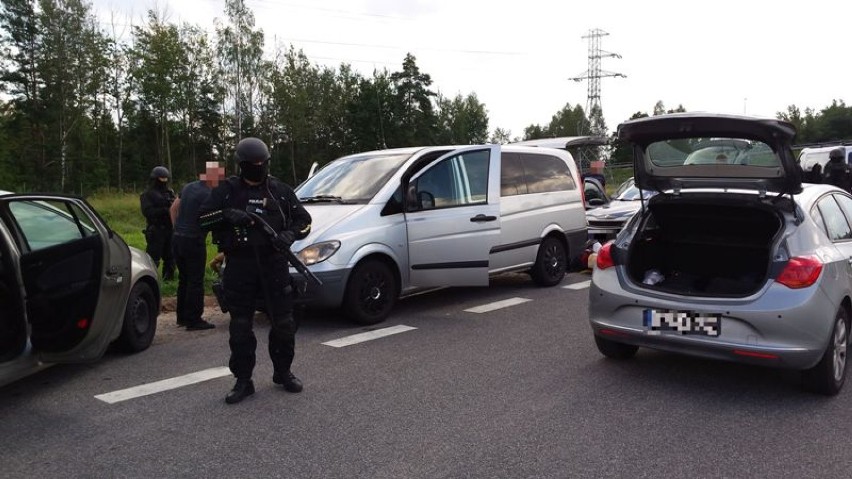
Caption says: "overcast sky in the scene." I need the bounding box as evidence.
[92,0,850,139]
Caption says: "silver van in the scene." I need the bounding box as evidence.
[289,144,588,324]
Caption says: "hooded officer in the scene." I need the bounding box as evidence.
[823,148,850,192]
[140,166,176,281]
[198,137,312,404]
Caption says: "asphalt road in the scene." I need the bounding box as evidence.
[2,271,851,478]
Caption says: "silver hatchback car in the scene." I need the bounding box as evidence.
[589,113,852,395]
[0,193,160,387]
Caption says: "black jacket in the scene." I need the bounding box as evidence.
[140,184,176,228]
[198,176,311,253]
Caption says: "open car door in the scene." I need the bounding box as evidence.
[405,145,501,287]
[0,195,131,363]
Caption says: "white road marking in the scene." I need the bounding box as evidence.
[563,280,591,290]
[322,325,417,348]
[94,366,231,404]
[464,297,532,314]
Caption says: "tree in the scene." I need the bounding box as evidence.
[215,0,265,142]
[130,10,188,174]
[435,92,489,144]
[490,127,512,145]
[389,53,436,146]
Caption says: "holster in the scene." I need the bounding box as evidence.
[212,280,229,313]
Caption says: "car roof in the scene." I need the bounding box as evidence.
[511,136,608,149]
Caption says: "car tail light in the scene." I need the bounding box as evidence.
[776,256,823,289]
[580,182,587,209]
[596,241,614,269]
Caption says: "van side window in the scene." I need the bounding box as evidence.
[500,153,528,197]
[412,150,490,210]
[522,154,576,194]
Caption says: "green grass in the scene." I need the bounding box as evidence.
[87,191,219,297]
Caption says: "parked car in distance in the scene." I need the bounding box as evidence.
[589,113,852,395]
[290,144,588,325]
[586,177,657,241]
[0,192,160,388]
[583,176,608,209]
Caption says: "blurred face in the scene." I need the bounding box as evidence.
[200,161,226,187]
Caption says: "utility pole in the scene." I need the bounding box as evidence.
[569,28,626,136]
[569,29,625,173]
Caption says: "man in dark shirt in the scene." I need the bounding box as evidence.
[140,166,176,281]
[169,161,226,330]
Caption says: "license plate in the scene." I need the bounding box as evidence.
[643,309,721,337]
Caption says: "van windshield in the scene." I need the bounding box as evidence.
[296,152,412,203]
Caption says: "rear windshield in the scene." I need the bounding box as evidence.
[646,138,779,168]
[296,152,412,203]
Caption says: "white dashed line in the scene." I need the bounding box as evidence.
[322,325,417,348]
[94,366,231,404]
[563,280,591,290]
[464,297,532,314]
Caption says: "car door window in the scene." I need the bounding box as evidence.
[816,196,852,241]
[9,200,96,252]
[412,150,490,210]
[834,194,852,227]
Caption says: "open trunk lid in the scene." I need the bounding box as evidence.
[618,113,802,196]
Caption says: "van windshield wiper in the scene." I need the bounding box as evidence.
[300,195,351,204]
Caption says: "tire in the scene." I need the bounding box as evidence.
[114,282,158,353]
[802,307,849,396]
[530,236,567,287]
[594,334,638,360]
[343,259,399,325]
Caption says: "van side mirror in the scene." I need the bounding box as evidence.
[418,191,435,210]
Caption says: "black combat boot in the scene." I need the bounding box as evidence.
[273,371,303,393]
[225,379,255,404]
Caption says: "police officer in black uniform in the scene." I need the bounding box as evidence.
[140,166,176,281]
[199,137,312,404]
[823,148,851,192]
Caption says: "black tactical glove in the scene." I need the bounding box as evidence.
[223,208,253,226]
[271,230,296,251]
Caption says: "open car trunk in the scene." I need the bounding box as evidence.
[626,197,785,296]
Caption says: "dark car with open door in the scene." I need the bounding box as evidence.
[0,192,160,387]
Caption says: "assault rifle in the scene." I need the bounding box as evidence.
[246,211,322,288]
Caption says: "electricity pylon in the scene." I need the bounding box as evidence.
[569,28,626,136]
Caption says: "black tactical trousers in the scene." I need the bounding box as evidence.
[172,234,207,325]
[222,251,296,381]
[145,226,175,279]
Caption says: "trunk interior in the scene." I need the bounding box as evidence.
[627,199,784,296]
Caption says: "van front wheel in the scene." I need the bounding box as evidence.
[530,237,567,286]
[343,259,399,325]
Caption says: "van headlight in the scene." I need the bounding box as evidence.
[296,240,341,265]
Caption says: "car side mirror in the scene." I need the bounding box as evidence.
[587,198,606,207]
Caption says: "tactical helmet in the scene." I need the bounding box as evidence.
[150,166,170,179]
[234,137,270,164]
[829,148,845,161]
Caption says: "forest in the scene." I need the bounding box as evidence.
[1,0,849,193]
